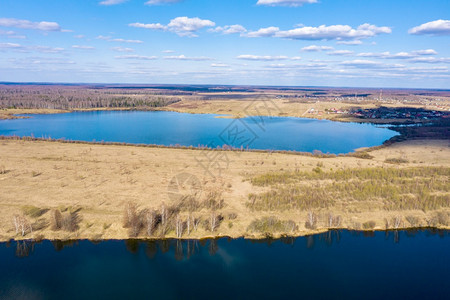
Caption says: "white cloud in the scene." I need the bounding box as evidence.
[96,35,143,43]
[0,43,65,54]
[34,46,65,53]
[111,38,143,43]
[276,23,391,40]
[115,55,157,60]
[211,63,229,68]
[409,57,450,64]
[162,50,175,53]
[130,17,215,37]
[0,29,25,39]
[328,50,354,56]
[237,55,289,61]
[246,23,390,41]
[74,34,85,39]
[246,27,280,38]
[164,55,211,61]
[337,40,363,45]
[340,60,381,67]
[301,45,334,52]
[256,0,317,7]
[0,42,23,50]
[72,45,95,50]
[99,0,128,5]
[111,47,134,52]
[409,20,450,36]
[357,50,439,59]
[412,49,438,55]
[0,18,61,31]
[210,25,247,35]
[145,0,182,5]
[130,23,166,30]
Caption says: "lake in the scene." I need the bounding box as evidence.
[0,230,448,299]
[0,111,398,154]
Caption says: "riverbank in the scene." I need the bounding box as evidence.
[0,138,448,242]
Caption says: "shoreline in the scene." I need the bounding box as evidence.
[4,227,449,243]
[0,106,444,126]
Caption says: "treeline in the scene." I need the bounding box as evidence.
[0,85,181,109]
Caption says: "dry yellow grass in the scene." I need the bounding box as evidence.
[0,138,448,241]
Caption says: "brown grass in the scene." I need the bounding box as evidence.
[0,138,448,241]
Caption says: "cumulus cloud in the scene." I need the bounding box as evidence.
[130,17,215,37]
[145,0,182,5]
[413,49,438,55]
[237,55,289,61]
[72,45,95,50]
[245,23,391,41]
[246,27,280,38]
[337,40,363,45]
[276,23,391,40]
[0,42,23,50]
[0,43,65,54]
[328,50,354,56]
[96,35,143,43]
[0,29,26,39]
[111,47,134,52]
[164,55,212,61]
[301,45,334,52]
[409,57,450,64]
[256,0,317,7]
[357,49,439,59]
[0,18,61,31]
[340,60,381,67]
[99,0,128,5]
[115,55,157,60]
[210,25,247,35]
[211,63,229,68]
[409,20,450,36]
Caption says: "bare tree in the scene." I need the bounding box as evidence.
[305,211,317,230]
[13,215,32,236]
[123,202,138,228]
[175,215,183,238]
[146,210,158,236]
[161,203,167,228]
[50,209,63,230]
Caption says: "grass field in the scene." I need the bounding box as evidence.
[0,138,448,241]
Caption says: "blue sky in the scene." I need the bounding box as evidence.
[0,0,449,88]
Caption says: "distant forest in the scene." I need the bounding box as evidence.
[0,85,181,109]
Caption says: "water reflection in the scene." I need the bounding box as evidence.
[8,230,448,259]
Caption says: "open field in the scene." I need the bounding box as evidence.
[0,138,448,241]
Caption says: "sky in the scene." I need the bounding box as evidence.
[0,0,449,88]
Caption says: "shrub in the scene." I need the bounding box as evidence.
[385,157,409,164]
[22,205,48,218]
[50,209,63,230]
[362,221,376,230]
[435,211,449,226]
[248,216,297,234]
[405,215,420,227]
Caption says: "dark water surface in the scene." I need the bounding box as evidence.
[0,111,397,154]
[0,230,448,299]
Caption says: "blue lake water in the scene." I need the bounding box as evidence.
[0,111,398,154]
[0,230,448,299]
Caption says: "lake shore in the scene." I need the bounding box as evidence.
[0,138,448,242]
[1,97,447,125]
